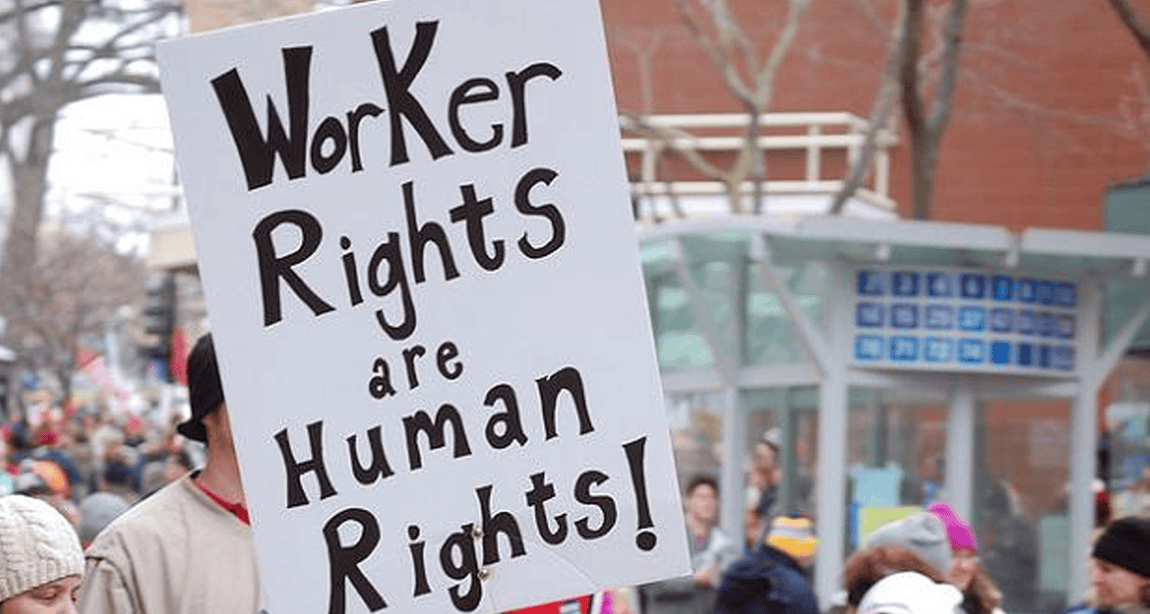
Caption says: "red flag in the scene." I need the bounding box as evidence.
[169,326,189,386]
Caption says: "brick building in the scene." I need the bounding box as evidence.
[600,0,1150,610]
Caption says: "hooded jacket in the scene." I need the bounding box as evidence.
[715,545,819,614]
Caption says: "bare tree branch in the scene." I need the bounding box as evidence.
[927,0,967,141]
[756,0,808,101]
[831,0,907,215]
[0,0,181,347]
[900,0,926,136]
[1108,0,1150,63]
[622,113,730,182]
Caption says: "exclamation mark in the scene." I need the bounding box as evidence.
[623,437,657,551]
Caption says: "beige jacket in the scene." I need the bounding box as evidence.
[77,472,263,614]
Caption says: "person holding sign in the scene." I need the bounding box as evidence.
[77,334,264,614]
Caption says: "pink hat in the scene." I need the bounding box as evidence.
[928,501,978,552]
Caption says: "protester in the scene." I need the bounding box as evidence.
[1062,516,1150,614]
[714,516,819,614]
[927,502,1003,614]
[852,571,965,614]
[979,480,1036,612]
[1115,466,1150,519]
[77,333,263,613]
[640,475,737,614]
[0,494,85,613]
[12,459,80,528]
[836,511,968,614]
[75,493,130,550]
[863,511,952,576]
[844,545,951,608]
[32,424,81,497]
[745,429,782,549]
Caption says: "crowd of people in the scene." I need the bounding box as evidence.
[632,427,1150,614]
[1,335,1149,614]
[1,333,260,613]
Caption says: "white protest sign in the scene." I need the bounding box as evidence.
[156,1,690,614]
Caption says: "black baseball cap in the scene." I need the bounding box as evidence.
[176,333,224,443]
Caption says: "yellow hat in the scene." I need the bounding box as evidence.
[767,516,818,558]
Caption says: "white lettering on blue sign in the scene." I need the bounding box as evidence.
[1018,279,1037,303]
[858,270,884,296]
[924,337,952,363]
[992,275,1013,301]
[892,271,919,297]
[890,336,918,362]
[989,308,1012,333]
[925,305,953,330]
[856,303,883,328]
[855,335,883,361]
[890,304,918,329]
[926,272,952,297]
[1055,282,1076,308]
[1017,310,1036,335]
[1056,314,1075,339]
[960,274,986,299]
[958,307,986,332]
[851,266,1078,374]
[958,338,985,363]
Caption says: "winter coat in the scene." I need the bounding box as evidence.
[714,545,818,614]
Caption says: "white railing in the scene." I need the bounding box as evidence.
[620,112,898,218]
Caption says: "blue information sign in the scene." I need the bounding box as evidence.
[925,305,953,330]
[924,338,952,363]
[857,303,883,328]
[851,266,1078,375]
[890,304,918,329]
[926,273,952,297]
[892,272,920,297]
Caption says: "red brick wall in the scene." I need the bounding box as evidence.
[602,0,1150,229]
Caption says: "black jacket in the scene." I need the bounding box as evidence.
[714,546,819,614]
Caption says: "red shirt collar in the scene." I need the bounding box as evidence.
[195,477,250,525]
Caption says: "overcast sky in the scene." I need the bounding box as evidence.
[43,93,180,255]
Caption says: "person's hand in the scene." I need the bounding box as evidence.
[693,565,717,587]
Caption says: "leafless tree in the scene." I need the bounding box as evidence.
[625,0,811,215]
[0,0,180,339]
[829,0,967,220]
[830,1,907,214]
[14,230,145,407]
[900,0,967,220]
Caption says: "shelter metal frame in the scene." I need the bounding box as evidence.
[637,216,1150,607]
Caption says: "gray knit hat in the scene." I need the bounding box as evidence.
[864,511,952,574]
[77,492,130,546]
[0,495,84,601]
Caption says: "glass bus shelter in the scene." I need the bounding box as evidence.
[638,215,1150,610]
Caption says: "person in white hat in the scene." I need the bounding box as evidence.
[856,571,965,614]
[0,494,85,614]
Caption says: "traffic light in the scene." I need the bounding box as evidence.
[140,273,176,379]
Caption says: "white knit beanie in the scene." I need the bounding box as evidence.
[0,495,84,602]
[858,571,964,614]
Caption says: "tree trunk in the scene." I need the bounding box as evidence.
[0,118,56,338]
[910,133,933,219]
[749,108,765,214]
